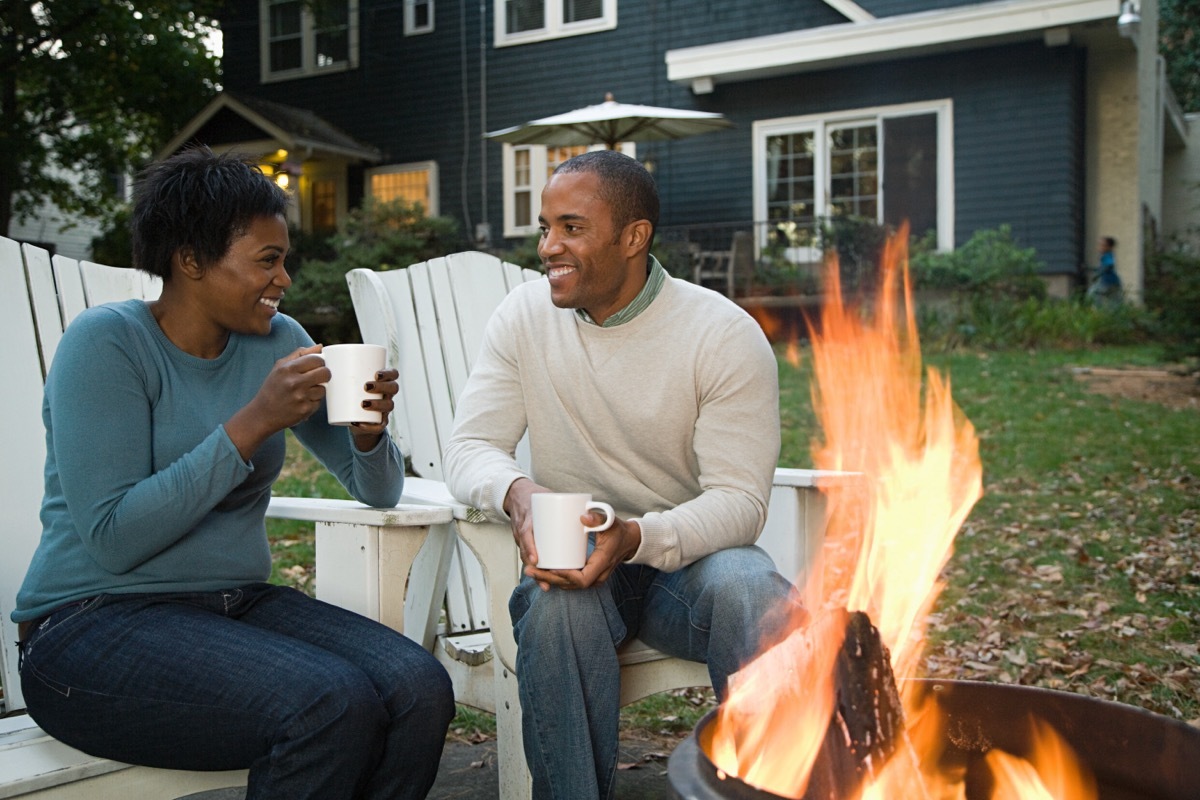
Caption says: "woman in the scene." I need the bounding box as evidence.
[11,148,454,799]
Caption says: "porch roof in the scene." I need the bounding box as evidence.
[157,91,382,163]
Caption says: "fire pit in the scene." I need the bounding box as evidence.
[668,679,1200,800]
[700,236,1199,799]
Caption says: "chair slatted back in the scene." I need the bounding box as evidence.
[347,252,541,635]
[0,239,56,712]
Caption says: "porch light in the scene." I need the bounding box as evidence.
[272,159,303,190]
[1117,0,1140,39]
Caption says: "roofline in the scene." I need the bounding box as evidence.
[666,0,1121,91]
[156,92,382,163]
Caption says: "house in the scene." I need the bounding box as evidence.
[178,0,1195,301]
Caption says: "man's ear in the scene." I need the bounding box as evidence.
[623,219,653,255]
[174,246,202,280]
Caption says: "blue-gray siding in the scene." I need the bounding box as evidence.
[216,0,1088,274]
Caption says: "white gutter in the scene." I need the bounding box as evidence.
[667,0,1120,91]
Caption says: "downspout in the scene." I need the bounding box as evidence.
[460,0,473,235]
[478,0,489,246]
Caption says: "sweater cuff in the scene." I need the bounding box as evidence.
[626,512,672,569]
[485,469,530,521]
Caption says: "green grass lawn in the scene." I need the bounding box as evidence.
[269,342,1200,741]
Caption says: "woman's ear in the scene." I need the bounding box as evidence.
[174,246,202,281]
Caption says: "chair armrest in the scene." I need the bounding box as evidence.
[397,477,481,520]
[266,495,454,527]
[771,467,860,488]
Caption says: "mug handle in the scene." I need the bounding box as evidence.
[583,501,615,532]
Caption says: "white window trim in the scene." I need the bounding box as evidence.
[493,0,617,48]
[366,160,440,217]
[752,98,954,261]
[260,0,360,83]
[501,143,635,238]
[405,0,434,35]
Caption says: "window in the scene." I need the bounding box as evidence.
[405,0,434,34]
[501,143,634,237]
[754,100,953,261]
[367,162,439,216]
[311,180,338,233]
[495,0,615,46]
[261,0,359,82]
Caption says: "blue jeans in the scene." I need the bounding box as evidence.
[509,545,800,800]
[19,583,454,800]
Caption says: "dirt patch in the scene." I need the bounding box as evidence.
[1072,366,1200,411]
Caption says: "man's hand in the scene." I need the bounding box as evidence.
[504,478,642,591]
[528,516,641,591]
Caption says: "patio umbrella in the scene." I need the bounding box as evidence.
[485,93,733,150]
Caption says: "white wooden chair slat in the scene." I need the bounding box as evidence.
[0,237,47,714]
[21,245,65,379]
[78,261,162,306]
[50,255,87,328]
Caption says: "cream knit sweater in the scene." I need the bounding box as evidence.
[443,274,781,572]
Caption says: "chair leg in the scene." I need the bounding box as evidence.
[495,660,534,799]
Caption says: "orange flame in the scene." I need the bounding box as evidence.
[708,231,1096,799]
[987,719,1098,800]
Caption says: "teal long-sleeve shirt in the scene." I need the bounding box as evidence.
[13,300,404,622]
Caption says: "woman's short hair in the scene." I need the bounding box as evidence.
[130,147,290,280]
[553,150,659,242]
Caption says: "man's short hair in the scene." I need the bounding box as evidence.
[553,150,659,242]
[131,147,290,281]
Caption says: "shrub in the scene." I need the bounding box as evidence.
[818,215,891,293]
[909,226,1159,351]
[909,224,1046,301]
[287,199,463,343]
[1144,237,1200,361]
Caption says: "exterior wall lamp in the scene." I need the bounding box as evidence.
[1117,0,1140,39]
[273,160,302,190]
[258,150,302,190]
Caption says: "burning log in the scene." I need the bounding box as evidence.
[801,609,905,800]
[705,608,905,799]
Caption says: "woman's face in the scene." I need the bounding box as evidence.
[195,213,291,338]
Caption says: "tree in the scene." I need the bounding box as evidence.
[1160,0,1200,113]
[0,1,221,236]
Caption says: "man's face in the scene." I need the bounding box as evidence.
[537,170,641,325]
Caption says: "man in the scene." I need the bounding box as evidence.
[443,150,797,799]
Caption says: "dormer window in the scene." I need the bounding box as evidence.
[495,0,616,47]
[261,0,359,81]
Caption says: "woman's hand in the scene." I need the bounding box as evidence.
[349,368,400,451]
[225,345,328,460]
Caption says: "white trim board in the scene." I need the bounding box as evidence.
[666,0,1120,90]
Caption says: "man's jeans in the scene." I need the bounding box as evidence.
[19,583,455,800]
[509,545,800,800]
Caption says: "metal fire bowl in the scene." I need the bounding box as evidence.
[668,679,1200,800]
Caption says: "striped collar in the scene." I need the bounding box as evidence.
[576,255,666,327]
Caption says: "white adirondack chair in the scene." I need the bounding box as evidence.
[344,252,833,799]
[0,236,453,799]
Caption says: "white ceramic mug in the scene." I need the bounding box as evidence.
[321,343,386,425]
[531,493,616,569]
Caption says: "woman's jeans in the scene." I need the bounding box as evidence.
[509,545,800,800]
[19,583,455,800]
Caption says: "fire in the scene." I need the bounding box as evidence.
[708,230,1096,799]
